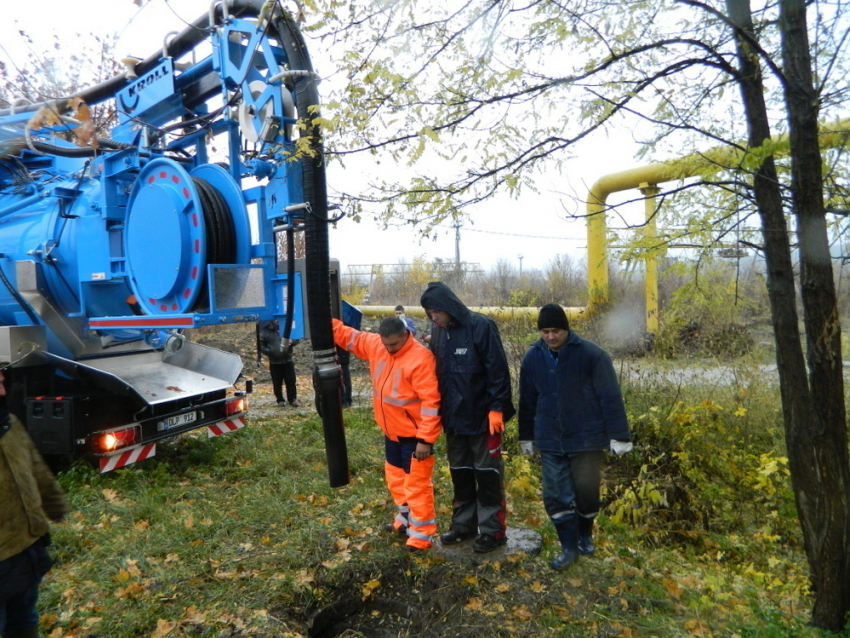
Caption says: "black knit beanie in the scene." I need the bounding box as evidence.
[537,304,569,331]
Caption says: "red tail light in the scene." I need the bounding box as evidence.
[97,426,140,452]
[226,396,246,416]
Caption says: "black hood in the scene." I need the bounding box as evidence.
[420,282,471,325]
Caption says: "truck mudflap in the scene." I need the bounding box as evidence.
[207,416,246,438]
[100,443,157,472]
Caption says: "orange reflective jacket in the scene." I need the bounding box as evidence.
[333,319,442,444]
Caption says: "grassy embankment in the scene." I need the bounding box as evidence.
[38,355,834,638]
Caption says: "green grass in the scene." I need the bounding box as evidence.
[37,376,839,638]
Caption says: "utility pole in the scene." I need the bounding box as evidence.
[518,254,524,278]
[454,223,461,275]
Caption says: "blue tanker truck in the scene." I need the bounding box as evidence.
[0,0,348,485]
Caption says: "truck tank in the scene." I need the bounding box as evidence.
[0,0,348,485]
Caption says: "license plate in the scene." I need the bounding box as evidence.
[158,411,197,431]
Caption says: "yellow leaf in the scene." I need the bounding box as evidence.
[495,583,510,593]
[362,578,381,601]
[465,597,483,610]
[116,582,146,599]
[184,513,195,529]
[183,606,206,624]
[685,618,703,631]
[551,605,571,617]
[102,488,119,502]
[512,605,533,621]
[509,474,536,497]
[150,618,177,638]
[663,577,683,599]
[530,581,547,593]
[27,101,67,131]
[335,538,351,552]
[134,520,150,531]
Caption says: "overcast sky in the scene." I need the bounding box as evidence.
[0,0,648,274]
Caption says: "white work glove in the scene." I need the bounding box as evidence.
[520,441,535,456]
[610,439,633,455]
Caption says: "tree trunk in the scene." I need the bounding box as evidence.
[778,0,850,629]
[725,0,850,629]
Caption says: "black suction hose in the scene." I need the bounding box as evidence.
[272,14,348,488]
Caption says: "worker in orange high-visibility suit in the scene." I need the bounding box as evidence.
[333,316,442,551]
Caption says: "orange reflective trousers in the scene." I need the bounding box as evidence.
[384,438,437,550]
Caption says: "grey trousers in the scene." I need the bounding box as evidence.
[445,430,506,539]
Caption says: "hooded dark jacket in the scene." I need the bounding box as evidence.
[420,282,515,435]
[518,332,630,453]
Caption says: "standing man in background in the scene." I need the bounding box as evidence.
[420,282,515,553]
[1,370,67,638]
[332,316,442,551]
[518,304,632,570]
[258,320,300,407]
[394,305,418,337]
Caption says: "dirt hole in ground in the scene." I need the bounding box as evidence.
[308,596,421,638]
[299,560,480,638]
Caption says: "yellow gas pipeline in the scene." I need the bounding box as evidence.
[357,306,586,321]
[356,119,850,328]
[587,118,850,329]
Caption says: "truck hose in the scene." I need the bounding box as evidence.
[0,138,131,159]
[271,11,349,488]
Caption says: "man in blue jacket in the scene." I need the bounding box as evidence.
[519,304,632,570]
[421,282,515,553]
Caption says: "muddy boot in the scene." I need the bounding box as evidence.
[578,516,595,555]
[551,515,579,570]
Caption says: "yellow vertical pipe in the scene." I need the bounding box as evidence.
[586,187,608,308]
[639,184,660,334]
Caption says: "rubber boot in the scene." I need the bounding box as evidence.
[551,514,579,570]
[3,624,40,638]
[578,516,595,555]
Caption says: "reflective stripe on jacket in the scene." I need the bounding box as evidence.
[332,319,442,443]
